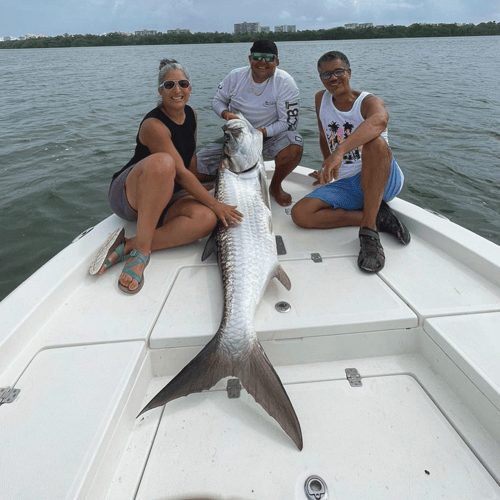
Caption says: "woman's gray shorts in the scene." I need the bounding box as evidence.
[108,164,191,226]
[108,165,138,221]
[197,129,303,176]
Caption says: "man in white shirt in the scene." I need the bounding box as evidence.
[197,39,303,206]
[291,50,410,273]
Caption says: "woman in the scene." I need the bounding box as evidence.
[89,59,242,293]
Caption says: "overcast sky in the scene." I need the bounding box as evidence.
[1,0,499,38]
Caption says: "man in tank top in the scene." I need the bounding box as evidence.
[291,51,410,273]
[197,39,303,207]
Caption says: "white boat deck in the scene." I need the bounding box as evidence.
[1,164,500,499]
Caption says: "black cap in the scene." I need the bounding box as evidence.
[250,39,278,56]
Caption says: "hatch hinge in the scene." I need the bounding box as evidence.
[227,379,241,399]
[0,387,20,405]
[311,253,323,263]
[345,368,362,387]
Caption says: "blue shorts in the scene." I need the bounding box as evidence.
[305,159,404,210]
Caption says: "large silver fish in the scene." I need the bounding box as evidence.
[138,116,303,450]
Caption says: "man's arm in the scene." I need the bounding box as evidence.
[336,95,389,155]
[318,95,389,185]
[315,90,330,160]
[212,72,234,119]
[265,77,300,137]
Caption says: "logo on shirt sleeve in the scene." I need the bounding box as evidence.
[285,101,299,130]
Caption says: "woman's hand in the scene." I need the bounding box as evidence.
[212,201,243,227]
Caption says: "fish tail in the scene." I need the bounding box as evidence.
[137,333,230,417]
[137,333,303,451]
[236,341,303,451]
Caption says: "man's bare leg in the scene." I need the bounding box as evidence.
[270,144,302,207]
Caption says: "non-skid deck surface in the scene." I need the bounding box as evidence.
[135,374,500,500]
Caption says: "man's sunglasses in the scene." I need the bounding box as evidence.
[159,79,191,90]
[251,53,277,63]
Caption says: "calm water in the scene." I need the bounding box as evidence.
[1,37,500,300]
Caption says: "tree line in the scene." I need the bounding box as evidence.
[1,21,499,50]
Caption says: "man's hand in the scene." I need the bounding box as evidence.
[316,151,343,185]
[222,111,239,121]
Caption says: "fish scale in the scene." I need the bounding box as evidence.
[217,169,276,338]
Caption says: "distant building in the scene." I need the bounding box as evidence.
[275,25,296,33]
[345,22,373,29]
[167,29,191,34]
[261,26,271,34]
[234,22,261,34]
[135,30,157,36]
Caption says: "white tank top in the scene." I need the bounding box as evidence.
[319,90,389,180]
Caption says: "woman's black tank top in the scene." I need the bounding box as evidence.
[111,105,196,193]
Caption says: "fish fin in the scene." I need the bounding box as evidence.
[236,341,303,450]
[259,165,272,211]
[137,334,230,417]
[275,265,292,291]
[201,228,218,261]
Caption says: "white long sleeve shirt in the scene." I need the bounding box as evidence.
[212,66,300,137]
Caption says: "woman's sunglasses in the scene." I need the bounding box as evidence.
[251,53,277,63]
[159,79,191,90]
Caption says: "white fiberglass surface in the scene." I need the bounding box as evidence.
[150,256,417,349]
[0,342,144,500]
[134,375,500,500]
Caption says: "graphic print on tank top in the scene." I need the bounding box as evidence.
[325,120,361,164]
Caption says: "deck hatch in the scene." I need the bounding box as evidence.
[151,259,418,349]
[134,374,500,499]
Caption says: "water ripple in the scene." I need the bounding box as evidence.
[1,38,499,300]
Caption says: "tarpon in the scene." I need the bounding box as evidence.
[138,116,303,450]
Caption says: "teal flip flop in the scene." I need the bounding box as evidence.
[118,249,150,295]
[89,228,129,275]
[103,241,128,268]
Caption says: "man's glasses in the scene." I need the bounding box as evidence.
[159,79,190,90]
[320,68,349,80]
[251,53,277,63]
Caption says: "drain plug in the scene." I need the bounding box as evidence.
[275,301,291,313]
[305,475,328,500]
